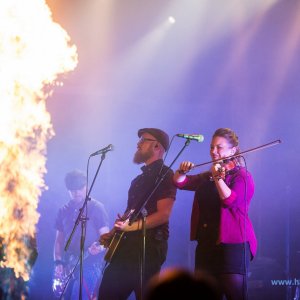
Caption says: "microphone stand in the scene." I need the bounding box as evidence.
[64,152,108,300]
[129,139,191,300]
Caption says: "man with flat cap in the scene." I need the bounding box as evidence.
[53,169,109,300]
[98,128,177,300]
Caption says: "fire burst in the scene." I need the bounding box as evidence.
[0,0,78,281]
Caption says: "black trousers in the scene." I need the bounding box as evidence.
[98,234,167,300]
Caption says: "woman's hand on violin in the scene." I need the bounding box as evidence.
[211,163,232,199]
[211,163,225,181]
[178,161,194,174]
[174,161,194,183]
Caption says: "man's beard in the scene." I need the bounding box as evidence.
[133,149,153,164]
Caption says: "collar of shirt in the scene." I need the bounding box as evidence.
[141,159,163,174]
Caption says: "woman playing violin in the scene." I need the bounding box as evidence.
[173,128,257,300]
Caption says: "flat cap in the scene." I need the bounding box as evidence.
[138,128,169,151]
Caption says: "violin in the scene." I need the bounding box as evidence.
[220,157,237,171]
[211,157,237,181]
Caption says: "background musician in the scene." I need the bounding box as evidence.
[53,169,109,300]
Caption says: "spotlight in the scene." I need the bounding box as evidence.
[168,16,176,24]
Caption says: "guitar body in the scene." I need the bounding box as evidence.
[104,231,125,263]
[52,260,76,298]
[103,209,135,263]
[52,245,103,298]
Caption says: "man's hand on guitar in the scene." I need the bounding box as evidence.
[113,209,135,232]
[102,210,135,263]
[88,241,104,255]
[100,231,115,248]
[114,218,130,231]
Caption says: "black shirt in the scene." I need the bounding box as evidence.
[126,159,177,240]
[55,198,109,258]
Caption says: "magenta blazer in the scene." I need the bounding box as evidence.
[174,167,257,258]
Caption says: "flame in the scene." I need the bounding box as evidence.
[0,0,78,281]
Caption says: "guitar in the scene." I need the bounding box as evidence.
[103,209,135,263]
[52,242,103,298]
[52,254,80,298]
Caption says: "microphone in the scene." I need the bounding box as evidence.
[90,144,114,157]
[176,134,204,142]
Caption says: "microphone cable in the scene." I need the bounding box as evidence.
[155,134,176,184]
[240,155,249,300]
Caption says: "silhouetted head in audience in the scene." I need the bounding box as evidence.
[145,267,221,300]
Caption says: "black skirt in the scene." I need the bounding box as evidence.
[195,242,251,275]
